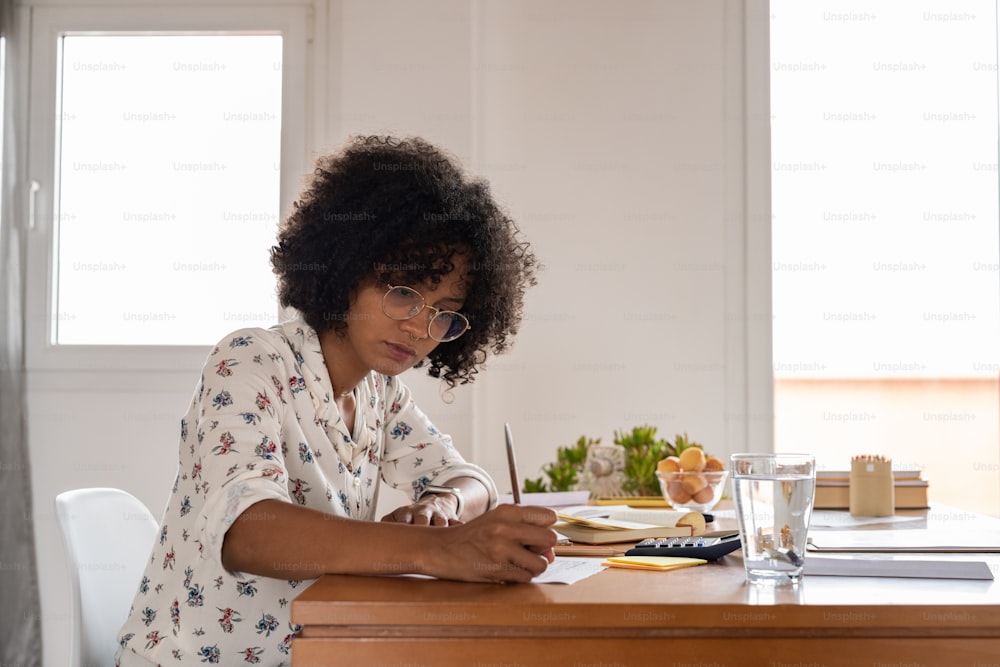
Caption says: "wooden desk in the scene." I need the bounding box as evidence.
[291,511,1000,667]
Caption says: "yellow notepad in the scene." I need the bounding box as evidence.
[601,556,707,571]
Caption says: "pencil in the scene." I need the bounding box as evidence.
[505,422,522,504]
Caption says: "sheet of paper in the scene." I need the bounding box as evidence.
[531,557,606,584]
[804,556,994,580]
[555,513,663,531]
[807,529,1000,552]
[716,508,925,529]
[810,510,924,528]
[496,491,591,507]
[557,504,632,519]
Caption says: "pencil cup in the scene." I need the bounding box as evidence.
[730,453,816,586]
[849,456,894,517]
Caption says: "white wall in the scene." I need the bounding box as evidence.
[321,0,771,486]
[25,1,771,664]
[467,0,771,487]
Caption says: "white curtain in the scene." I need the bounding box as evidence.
[0,0,43,663]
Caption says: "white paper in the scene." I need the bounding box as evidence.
[807,529,1000,552]
[556,504,631,518]
[496,491,591,507]
[609,508,693,527]
[809,510,924,528]
[558,505,693,527]
[716,508,924,529]
[531,557,606,584]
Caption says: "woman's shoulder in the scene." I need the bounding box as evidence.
[203,322,299,366]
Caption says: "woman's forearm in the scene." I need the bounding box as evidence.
[221,498,558,584]
[439,475,492,519]
[221,499,439,579]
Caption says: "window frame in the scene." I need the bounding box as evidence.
[24,3,314,371]
[739,0,775,454]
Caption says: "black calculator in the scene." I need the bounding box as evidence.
[625,530,743,561]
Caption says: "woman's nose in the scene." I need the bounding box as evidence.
[398,311,428,340]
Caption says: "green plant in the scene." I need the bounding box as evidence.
[522,477,548,493]
[525,435,596,493]
[529,428,707,497]
[615,425,674,496]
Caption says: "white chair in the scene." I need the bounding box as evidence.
[55,488,158,667]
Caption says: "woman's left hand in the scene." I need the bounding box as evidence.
[380,493,460,526]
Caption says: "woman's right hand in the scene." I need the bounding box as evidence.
[424,504,559,583]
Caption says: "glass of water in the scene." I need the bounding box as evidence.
[730,453,816,585]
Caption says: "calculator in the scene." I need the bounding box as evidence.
[624,530,743,561]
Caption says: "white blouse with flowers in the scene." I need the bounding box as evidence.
[115,319,497,666]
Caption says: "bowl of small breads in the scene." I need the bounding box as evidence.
[655,447,728,513]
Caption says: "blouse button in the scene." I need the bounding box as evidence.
[353,476,361,488]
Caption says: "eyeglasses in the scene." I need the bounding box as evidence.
[381,284,470,343]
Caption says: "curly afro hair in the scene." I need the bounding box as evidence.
[270,135,539,388]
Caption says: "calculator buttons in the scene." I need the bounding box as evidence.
[626,533,742,560]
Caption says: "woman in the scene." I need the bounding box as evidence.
[115,135,557,666]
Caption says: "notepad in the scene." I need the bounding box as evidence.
[601,556,707,571]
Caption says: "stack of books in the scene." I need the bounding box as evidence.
[814,467,929,510]
[553,507,706,545]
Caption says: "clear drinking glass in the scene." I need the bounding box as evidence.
[730,453,816,585]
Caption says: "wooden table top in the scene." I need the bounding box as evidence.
[293,504,1000,634]
[290,506,1000,667]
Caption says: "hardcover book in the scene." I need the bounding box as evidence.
[813,483,929,510]
[814,468,929,510]
[554,510,706,545]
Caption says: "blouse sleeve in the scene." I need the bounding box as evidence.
[378,375,498,508]
[190,329,295,570]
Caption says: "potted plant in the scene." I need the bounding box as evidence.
[523,436,595,493]
[527,426,708,500]
[615,425,675,497]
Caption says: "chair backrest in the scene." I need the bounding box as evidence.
[55,488,158,667]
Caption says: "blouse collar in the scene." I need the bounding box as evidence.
[274,318,378,461]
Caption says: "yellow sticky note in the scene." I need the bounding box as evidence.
[601,556,707,571]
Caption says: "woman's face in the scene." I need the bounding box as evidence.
[340,255,470,377]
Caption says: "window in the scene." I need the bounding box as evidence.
[54,34,282,345]
[25,5,310,368]
[770,1,1000,515]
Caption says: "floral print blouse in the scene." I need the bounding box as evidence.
[114,319,497,666]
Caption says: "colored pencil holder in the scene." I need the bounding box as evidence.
[849,457,894,517]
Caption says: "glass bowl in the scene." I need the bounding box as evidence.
[656,470,729,513]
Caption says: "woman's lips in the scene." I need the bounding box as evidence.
[386,341,417,362]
